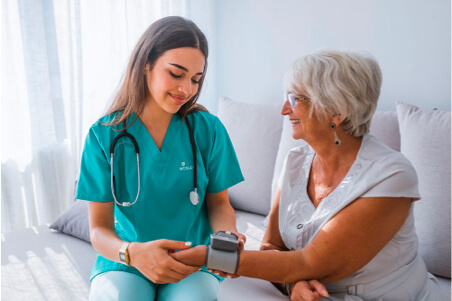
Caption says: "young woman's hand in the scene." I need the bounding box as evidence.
[128,239,200,284]
[289,280,329,301]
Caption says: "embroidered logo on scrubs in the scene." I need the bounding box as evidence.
[180,162,194,171]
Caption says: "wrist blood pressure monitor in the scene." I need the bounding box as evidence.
[210,231,239,251]
[205,231,240,274]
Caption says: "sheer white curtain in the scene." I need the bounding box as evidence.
[1,0,208,232]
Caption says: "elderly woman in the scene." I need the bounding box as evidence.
[171,50,441,301]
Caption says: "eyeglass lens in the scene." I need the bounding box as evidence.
[288,94,296,107]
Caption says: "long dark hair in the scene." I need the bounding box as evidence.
[106,16,209,127]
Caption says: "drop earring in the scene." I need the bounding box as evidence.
[331,123,341,146]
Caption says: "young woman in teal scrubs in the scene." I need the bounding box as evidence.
[75,16,245,301]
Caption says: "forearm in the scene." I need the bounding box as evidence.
[259,244,289,293]
[172,245,329,285]
[236,249,325,284]
[208,201,238,234]
[90,226,127,264]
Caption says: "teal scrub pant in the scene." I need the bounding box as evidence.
[89,270,221,301]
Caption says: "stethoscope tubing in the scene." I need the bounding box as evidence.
[185,117,197,194]
[111,116,198,207]
[111,153,141,207]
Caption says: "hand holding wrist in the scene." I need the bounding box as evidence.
[169,244,207,267]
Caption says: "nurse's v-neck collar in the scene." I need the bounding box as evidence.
[129,112,180,163]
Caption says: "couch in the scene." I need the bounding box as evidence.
[2,98,450,301]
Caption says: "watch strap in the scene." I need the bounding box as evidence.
[119,241,131,266]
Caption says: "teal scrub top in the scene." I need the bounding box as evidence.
[75,111,244,281]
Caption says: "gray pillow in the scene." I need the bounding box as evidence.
[217,97,283,216]
[397,102,451,278]
[49,199,90,242]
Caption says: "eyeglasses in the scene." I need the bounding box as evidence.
[286,93,309,108]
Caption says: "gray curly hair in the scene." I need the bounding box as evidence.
[284,50,383,137]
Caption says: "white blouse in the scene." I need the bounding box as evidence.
[278,134,440,300]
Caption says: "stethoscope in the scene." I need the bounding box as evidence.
[110,117,199,207]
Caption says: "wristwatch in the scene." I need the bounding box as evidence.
[119,241,132,266]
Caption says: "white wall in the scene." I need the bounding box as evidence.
[212,0,451,112]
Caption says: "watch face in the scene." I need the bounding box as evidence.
[119,253,126,261]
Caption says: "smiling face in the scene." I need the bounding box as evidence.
[281,93,331,142]
[145,47,205,115]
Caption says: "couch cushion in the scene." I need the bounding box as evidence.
[269,116,308,217]
[217,97,283,215]
[369,111,400,151]
[397,102,451,278]
[1,224,96,300]
[217,209,288,301]
[436,276,452,301]
[218,276,288,301]
[235,210,267,251]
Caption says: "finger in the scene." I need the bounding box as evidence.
[207,269,238,278]
[146,269,185,284]
[293,281,318,301]
[308,280,329,297]
[293,291,320,301]
[238,235,246,251]
[160,239,193,250]
[169,259,200,276]
[157,252,200,277]
[210,269,228,278]
[238,234,246,244]
[294,291,320,301]
[168,247,203,266]
[156,264,199,283]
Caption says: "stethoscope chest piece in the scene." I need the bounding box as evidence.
[189,189,199,206]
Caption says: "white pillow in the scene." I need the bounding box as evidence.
[369,111,401,151]
[270,116,308,210]
[217,97,283,216]
[397,102,451,278]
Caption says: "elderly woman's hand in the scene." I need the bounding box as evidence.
[289,280,329,301]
